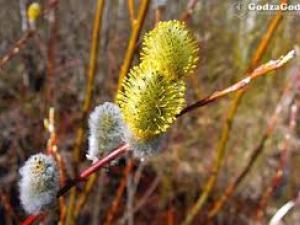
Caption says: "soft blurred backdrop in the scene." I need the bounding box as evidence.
[1,0,300,224]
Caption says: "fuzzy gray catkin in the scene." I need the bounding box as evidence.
[19,153,59,214]
[86,102,127,162]
[124,131,165,159]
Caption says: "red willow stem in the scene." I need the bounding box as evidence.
[21,143,130,225]
[58,143,130,197]
[79,143,130,179]
[21,213,46,225]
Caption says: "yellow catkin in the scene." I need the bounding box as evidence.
[117,62,186,139]
[27,3,41,22]
[141,20,199,80]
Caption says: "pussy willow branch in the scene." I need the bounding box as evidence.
[22,143,130,225]
[21,51,294,225]
[206,83,294,221]
[178,50,296,117]
[59,144,130,196]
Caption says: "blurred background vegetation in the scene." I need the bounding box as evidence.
[1,0,300,224]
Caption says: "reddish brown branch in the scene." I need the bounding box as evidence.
[255,103,298,221]
[180,0,198,23]
[104,159,133,225]
[178,50,295,117]
[0,192,20,223]
[21,213,46,225]
[0,31,34,70]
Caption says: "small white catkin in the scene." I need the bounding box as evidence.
[19,153,59,215]
[86,102,127,163]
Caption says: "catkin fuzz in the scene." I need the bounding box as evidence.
[141,20,199,80]
[87,102,127,162]
[19,153,59,214]
[117,62,186,140]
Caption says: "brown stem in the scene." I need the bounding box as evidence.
[128,0,136,26]
[255,103,298,221]
[72,0,105,166]
[180,0,198,23]
[74,173,98,217]
[117,0,150,92]
[67,1,105,223]
[21,213,46,225]
[45,0,59,105]
[0,30,34,70]
[104,159,133,225]
[178,50,295,117]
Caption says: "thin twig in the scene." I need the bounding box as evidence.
[154,0,166,25]
[167,203,175,225]
[104,159,133,225]
[117,0,150,92]
[128,0,135,26]
[0,30,34,70]
[180,0,198,23]
[126,158,134,225]
[74,173,97,217]
[72,0,105,166]
[44,107,67,225]
[68,1,105,224]
[118,176,161,225]
[21,214,46,225]
[255,103,298,221]
[45,0,59,104]
[178,50,296,117]
[0,191,20,223]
